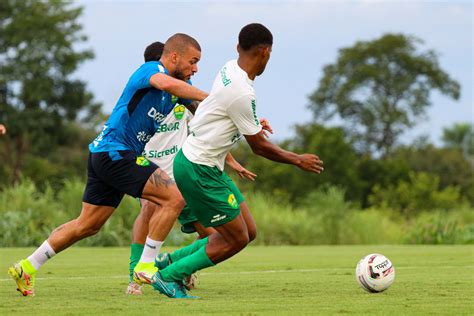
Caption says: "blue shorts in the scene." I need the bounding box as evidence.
[83,151,158,207]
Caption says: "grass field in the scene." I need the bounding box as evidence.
[0,245,473,315]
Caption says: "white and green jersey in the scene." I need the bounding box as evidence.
[143,103,192,180]
[182,59,262,171]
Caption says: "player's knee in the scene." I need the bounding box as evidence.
[162,194,185,215]
[248,226,257,242]
[232,233,249,251]
[74,218,103,238]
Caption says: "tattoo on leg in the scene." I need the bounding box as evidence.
[150,170,175,188]
[53,224,66,234]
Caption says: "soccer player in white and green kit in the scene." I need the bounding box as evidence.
[150,23,324,298]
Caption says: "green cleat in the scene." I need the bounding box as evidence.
[8,260,36,297]
[154,252,171,270]
[132,262,157,285]
[151,272,198,299]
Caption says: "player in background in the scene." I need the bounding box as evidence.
[8,33,208,297]
[151,23,324,298]
[126,41,267,295]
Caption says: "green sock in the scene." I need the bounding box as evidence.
[160,245,215,282]
[169,237,209,263]
[129,243,144,281]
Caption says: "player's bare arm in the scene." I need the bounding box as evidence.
[149,73,208,101]
[184,101,200,114]
[225,153,257,181]
[244,131,324,174]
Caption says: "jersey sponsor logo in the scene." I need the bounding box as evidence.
[231,132,241,144]
[145,145,178,158]
[137,131,153,143]
[251,99,259,126]
[173,105,185,120]
[148,107,166,123]
[210,214,228,223]
[92,125,108,147]
[171,95,179,105]
[227,193,239,209]
[157,122,180,133]
[136,156,150,167]
[220,66,231,86]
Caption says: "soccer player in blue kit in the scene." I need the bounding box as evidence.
[8,33,208,297]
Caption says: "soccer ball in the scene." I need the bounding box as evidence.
[355,253,395,293]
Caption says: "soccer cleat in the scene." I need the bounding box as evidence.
[125,281,143,295]
[132,262,157,285]
[151,272,198,299]
[183,273,198,291]
[8,260,36,297]
[154,252,171,270]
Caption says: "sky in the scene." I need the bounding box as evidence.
[75,0,473,145]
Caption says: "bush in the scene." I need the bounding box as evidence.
[405,209,474,244]
[1,179,472,246]
[0,178,193,247]
[369,172,467,215]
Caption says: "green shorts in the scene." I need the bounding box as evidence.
[174,149,244,228]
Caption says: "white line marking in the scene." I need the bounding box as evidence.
[0,266,472,282]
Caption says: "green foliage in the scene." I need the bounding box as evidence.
[0,179,64,246]
[392,143,474,205]
[356,155,410,208]
[405,209,474,244]
[0,179,472,247]
[0,179,192,247]
[301,187,351,244]
[0,0,102,185]
[309,33,460,156]
[442,122,474,153]
[369,172,466,215]
[343,209,403,244]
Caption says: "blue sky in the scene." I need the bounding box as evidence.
[76,0,473,145]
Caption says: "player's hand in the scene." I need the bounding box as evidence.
[0,124,6,135]
[232,163,257,181]
[260,118,273,138]
[296,153,324,174]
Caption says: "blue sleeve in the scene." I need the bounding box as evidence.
[178,79,193,106]
[130,62,165,89]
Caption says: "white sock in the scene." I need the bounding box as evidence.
[139,237,163,263]
[27,240,56,270]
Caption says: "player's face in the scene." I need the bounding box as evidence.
[173,46,201,81]
[256,45,272,76]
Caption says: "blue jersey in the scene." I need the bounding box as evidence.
[89,61,190,156]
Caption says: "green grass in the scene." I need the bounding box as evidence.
[0,246,473,315]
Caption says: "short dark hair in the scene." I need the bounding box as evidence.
[238,23,273,51]
[163,33,201,56]
[144,41,164,62]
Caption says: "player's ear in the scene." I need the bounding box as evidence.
[171,52,178,64]
[262,46,271,58]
